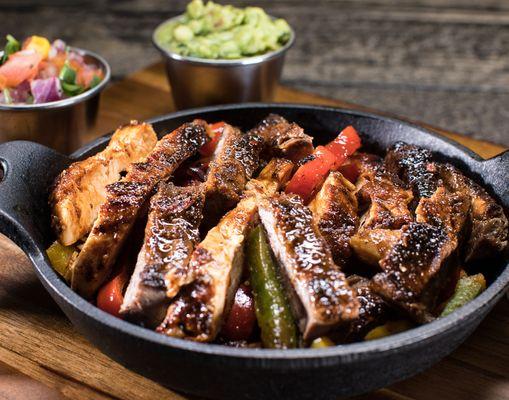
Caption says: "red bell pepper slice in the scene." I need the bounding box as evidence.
[325,125,362,164]
[285,146,338,203]
[221,284,256,341]
[199,121,225,157]
[285,125,362,202]
[96,266,129,319]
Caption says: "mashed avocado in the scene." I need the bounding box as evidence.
[154,0,292,59]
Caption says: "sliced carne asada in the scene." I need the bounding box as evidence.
[349,153,413,267]
[157,159,294,342]
[120,182,205,326]
[438,164,508,261]
[339,275,390,342]
[371,222,456,323]
[50,121,158,246]
[353,153,413,230]
[248,113,314,162]
[70,120,208,298]
[415,185,470,247]
[258,193,359,340]
[202,124,264,229]
[308,171,359,267]
[385,142,439,199]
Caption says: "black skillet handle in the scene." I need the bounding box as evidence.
[478,150,509,206]
[0,141,71,255]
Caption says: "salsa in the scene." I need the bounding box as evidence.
[0,35,104,105]
[154,0,292,60]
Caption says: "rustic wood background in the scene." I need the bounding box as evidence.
[1,0,509,146]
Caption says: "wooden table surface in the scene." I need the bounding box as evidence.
[2,0,509,147]
[0,63,507,400]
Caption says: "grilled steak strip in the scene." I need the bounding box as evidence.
[50,121,158,246]
[439,164,508,261]
[202,124,263,228]
[158,159,294,342]
[70,120,208,298]
[248,114,314,162]
[338,275,390,342]
[350,153,413,267]
[258,193,359,340]
[120,183,205,326]
[308,171,359,267]
[371,222,456,323]
[385,142,439,199]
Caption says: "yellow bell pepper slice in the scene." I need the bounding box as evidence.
[24,36,51,60]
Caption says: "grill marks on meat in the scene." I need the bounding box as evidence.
[339,276,390,341]
[258,193,359,340]
[50,121,158,246]
[439,164,508,261]
[385,142,439,199]
[372,223,455,322]
[119,183,205,326]
[203,124,263,228]
[248,114,314,162]
[354,154,413,230]
[157,159,294,342]
[70,120,208,298]
[350,154,413,267]
[308,171,359,267]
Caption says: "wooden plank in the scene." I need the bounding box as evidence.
[0,62,507,400]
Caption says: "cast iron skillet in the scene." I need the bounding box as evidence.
[0,104,507,400]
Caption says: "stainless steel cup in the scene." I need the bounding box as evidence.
[152,16,295,110]
[0,48,111,154]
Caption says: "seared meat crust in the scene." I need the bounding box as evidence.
[248,114,314,162]
[158,159,294,342]
[203,124,263,228]
[50,121,158,245]
[385,142,439,199]
[350,153,413,267]
[309,171,359,267]
[70,120,208,298]
[439,164,508,261]
[340,275,390,341]
[120,183,205,326]
[259,193,359,340]
[371,223,455,323]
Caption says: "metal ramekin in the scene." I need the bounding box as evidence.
[152,16,295,109]
[0,48,111,154]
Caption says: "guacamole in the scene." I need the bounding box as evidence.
[154,0,292,59]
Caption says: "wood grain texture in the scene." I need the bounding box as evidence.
[1,0,509,146]
[0,62,507,400]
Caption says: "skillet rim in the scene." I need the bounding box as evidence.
[35,103,509,363]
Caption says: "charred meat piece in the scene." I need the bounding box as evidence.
[349,153,412,267]
[439,164,508,261]
[120,183,205,326]
[203,124,263,227]
[158,159,294,342]
[258,193,359,340]
[353,153,413,230]
[70,120,208,298]
[415,185,470,247]
[248,114,314,162]
[339,276,390,342]
[350,229,402,266]
[371,223,456,323]
[308,171,359,267]
[385,142,439,199]
[50,121,158,246]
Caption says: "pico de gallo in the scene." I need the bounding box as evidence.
[0,35,104,105]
